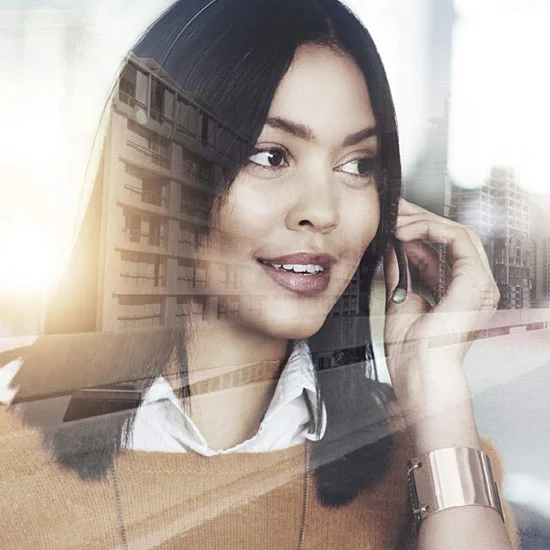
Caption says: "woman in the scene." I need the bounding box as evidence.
[0,0,517,548]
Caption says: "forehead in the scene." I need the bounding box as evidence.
[265,44,377,142]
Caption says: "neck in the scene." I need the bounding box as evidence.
[165,315,290,450]
[186,316,289,375]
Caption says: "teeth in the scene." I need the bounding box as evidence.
[275,263,324,274]
[259,259,325,274]
[283,264,304,272]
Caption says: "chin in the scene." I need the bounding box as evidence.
[270,321,324,341]
[240,306,329,341]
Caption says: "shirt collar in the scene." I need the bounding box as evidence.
[140,339,326,441]
[262,340,325,438]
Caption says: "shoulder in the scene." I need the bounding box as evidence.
[0,404,119,548]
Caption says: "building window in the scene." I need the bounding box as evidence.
[117,295,164,329]
[123,210,166,248]
[148,132,171,168]
[342,295,350,316]
[127,121,171,169]
[142,177,167,207]
[150,78,174,124]
[118,62,148,110]
[176,295,207,323]
[125,212,141,243]
[181,187,211,221]
[223,265,239,290]
[178,223,208,256]
[120,251,166,288]
[177,258,208,289]
[176,98,200,136]
[123,165,167,208]
[218,296,240,320]
[182,150,213,186]
[201,115,217,149]
[149,217,162,247]
[199,163,212,185]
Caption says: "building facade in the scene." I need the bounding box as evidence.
[531,238,550,308]
[451,167,531,309]
[98,55,248,332]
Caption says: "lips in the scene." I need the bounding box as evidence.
[256,252,336,295]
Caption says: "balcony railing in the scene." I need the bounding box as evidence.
[143,188,164,207]
[124,183,167,208]
[120,273,167,289]
[177,276,207,289]
[183,164,211,185]
[150,107,173,126]
[176,121,198,138]
[118,314,163,329]
[122,228,166,248]
[127,140,171,170]
[180,199,210,221]
[118,90,148,112]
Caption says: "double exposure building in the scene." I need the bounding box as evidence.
[451,167,530,309]
[531,238,550,308]
[46,55,242,333]
[45,55,365,338]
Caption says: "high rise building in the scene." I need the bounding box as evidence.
[402,0,454,217]
[46,55,242,333]
[492,167,530,309]
[451,167,530,309]
[531,238,550,308]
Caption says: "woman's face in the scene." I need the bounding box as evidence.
[199,43,380,340]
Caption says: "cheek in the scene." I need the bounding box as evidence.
[215,179,278,246]
[342,191,381,260]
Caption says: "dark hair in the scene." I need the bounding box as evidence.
[44,0,402,507]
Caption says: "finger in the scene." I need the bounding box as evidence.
[395,217,479,267]
[398,219,498,313]
[397,202,493,272]
[402,240,452,302]
[398,213,494,280]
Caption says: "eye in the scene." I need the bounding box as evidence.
[338,157,377,178]
[248,148,288,168]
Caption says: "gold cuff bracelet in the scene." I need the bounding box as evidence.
[407,447,505,529]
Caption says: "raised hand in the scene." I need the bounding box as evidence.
[384,198,500,441]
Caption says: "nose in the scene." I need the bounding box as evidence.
[285,166,339,234]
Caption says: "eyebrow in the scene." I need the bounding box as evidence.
[264,116,378,147]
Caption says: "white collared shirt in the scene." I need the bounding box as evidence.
[127,340,327,455]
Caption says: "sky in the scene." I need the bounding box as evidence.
[450,0,550,192]
[0,0,549,293]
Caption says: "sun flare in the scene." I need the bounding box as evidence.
[0,218,63,295]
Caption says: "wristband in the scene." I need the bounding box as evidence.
[407,447,505,530]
